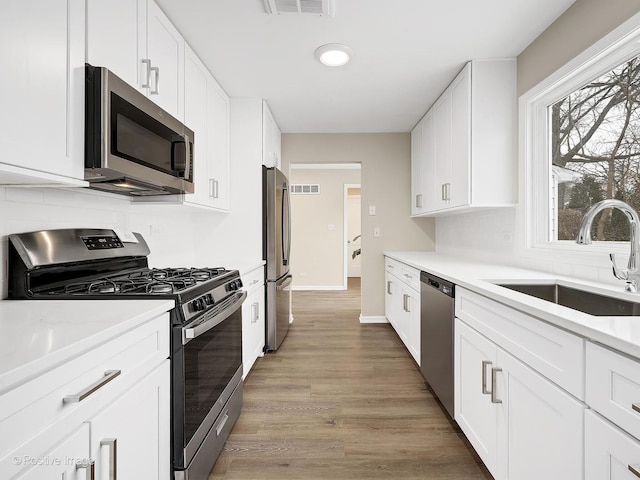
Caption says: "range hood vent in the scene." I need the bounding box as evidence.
[262,0,335,16]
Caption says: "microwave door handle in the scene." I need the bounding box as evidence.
[182,291,246,345]
[183,133,191,181]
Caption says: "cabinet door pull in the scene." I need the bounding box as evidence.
[481,360,492,395]
[403,293,410,312]
[633,403,640,414]
[251,302,259,323]
[63,370,121,403]
[150,66,160,95]
[76,459,96,480]
[441,183,446,200]
[100,438,117,480]
[213,179,219,199]
[491,367,503,404]
[416,194,423,208]
[630,465,640,478]
[387,281,392,295]
[140,59,151,88]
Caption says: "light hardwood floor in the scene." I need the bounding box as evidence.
[209,278,492,479]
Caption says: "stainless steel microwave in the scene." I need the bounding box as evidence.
[84,64,195,196]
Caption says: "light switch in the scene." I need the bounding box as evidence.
[328,224,335,231]
[373,227,381,238]
[369,206,376,216]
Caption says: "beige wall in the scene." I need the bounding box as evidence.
[517,0,640,95]
[289,168,361,288]
[282,133,435,318]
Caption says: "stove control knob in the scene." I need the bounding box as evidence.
[204,294,213,305]
[192,298,205,312]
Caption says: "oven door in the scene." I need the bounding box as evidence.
[172,290,246,470]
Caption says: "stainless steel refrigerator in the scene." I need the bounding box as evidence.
[263,166,292,351]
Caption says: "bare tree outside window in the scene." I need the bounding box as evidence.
[551,55,640,241]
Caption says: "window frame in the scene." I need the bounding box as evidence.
[519,12,640,267]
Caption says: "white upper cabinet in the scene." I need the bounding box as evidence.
[0,0,87,187]
[263,102,282,169]
[86,0,185,121]
[411,59,516,216]
[206,76,231,211]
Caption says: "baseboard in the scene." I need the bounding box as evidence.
[292,285,346,291]
[359,315,389,324]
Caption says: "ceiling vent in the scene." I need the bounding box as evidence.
[262,0,335,17]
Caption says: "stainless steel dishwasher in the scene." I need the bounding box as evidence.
[420,271,455,418]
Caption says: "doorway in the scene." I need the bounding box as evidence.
[344,184,361,288]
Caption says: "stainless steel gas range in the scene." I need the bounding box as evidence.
[8,228,244,479]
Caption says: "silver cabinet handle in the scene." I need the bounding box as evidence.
[630,465,640,478]
[387,281,392,295]
[100,438,117,480]
[403,293,410,312]
[63,370,121,403]
[404,273,412,279]
[491,367,502,404]
[482,360,492,395]
[76,459,95,480]
[416,194,423,208]
[441,183,446,200]
[213,179,219,199]
[209,179,215,198]
[633,403,640,414]
[209,178,219,198]
[251,302,259,323]
[140,59,151,88]
[150,66,160,95]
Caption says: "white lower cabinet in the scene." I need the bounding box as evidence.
[89,360,170,479]
[384,257,420,366]
[0,313,171,479]
[455,318,584,480]
[242,266,266,378]
[585,410,640,480]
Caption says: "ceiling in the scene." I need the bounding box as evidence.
[155,0,575,133]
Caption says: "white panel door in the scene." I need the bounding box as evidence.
[449,63,471,208]
[454,319,498,476]
[147,0,184,120]
[0,0,85,180]
[207,77,231,211]
[585,410,640,480]
[498,348,584,480]
[89,361,170,480]
[434,91,452,210]
[184,45,211,208]
[411,119,424,215]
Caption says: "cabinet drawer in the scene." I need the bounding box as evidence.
[585,410,640,480]
[242,266,264,294]
[456,287,584,399]
[587,342,640,440]
[0,313,169,458]
[400,264,420,291]
[385,257,402,275]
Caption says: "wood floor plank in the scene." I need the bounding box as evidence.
[209,278,492,479]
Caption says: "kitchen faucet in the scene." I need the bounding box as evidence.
[576,199,640,292]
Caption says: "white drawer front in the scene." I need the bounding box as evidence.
[585,410,640,480]
[385,257,401,275]
[456,287,584,399]
[400,264,420,291]
[242,266,264,294]
[587,342,640,440]
[0,313,169,458]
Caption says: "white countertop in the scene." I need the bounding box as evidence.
[385,251,640,359]
[0,299,174,393]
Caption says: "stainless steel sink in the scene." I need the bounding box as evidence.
[496,283,640,316]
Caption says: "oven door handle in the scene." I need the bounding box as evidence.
[182,291,247,345]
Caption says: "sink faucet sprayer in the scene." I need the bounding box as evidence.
[576,199,640,292]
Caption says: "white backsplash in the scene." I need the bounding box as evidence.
[435,207,622,287]
[436,208,518,263]
[0,186,204,298]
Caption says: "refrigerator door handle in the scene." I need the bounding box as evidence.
[282,185,291,266]
[276,274,293,291]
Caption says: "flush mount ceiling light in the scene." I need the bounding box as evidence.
[314,43,353,67]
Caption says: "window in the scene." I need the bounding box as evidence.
[551,55,640,242]
[522,15,640,256]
